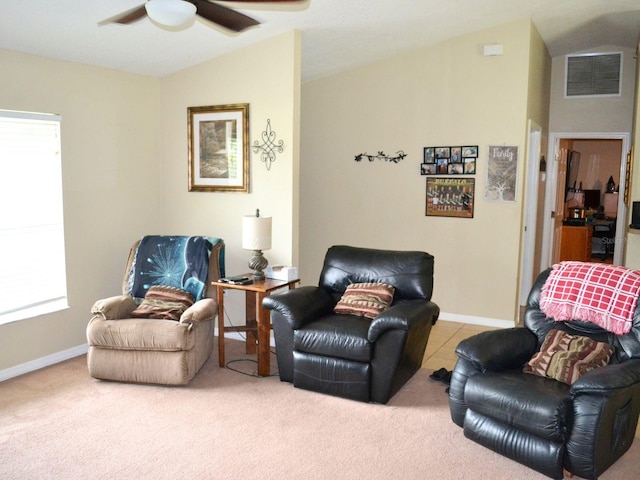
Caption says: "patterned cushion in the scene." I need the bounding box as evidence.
[130,285,195,321]
[523,329,614,385]
[334,282,395,319]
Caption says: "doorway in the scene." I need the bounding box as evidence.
[540,132,630,269]
[519,121,542,306]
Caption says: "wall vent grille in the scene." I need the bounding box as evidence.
[565,53,622,97]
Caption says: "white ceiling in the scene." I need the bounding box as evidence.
[1,0,639,82]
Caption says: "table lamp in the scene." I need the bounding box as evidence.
[242,209,272,281]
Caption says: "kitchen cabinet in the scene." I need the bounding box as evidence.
[560,225,593,262]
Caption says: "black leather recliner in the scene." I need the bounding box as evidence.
[263,245,440,403]
[449,268,640,480]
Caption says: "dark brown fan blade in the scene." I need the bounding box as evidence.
[192,0,260,32]
[223,1,302,2]
[98,5,148,26]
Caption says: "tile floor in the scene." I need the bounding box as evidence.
[422,320,497,372]
[425,319,640,439]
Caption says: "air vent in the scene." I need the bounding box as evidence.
[565,53,622,97]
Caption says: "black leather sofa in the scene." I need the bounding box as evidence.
[263,245,440,403]
[449,267,640,479]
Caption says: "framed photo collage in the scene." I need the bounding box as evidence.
[422,145,477,219]
[421,146,477,175]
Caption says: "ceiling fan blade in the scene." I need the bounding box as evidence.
[193,0,260,32]
[98,4,148,26]
[221,1,303,2]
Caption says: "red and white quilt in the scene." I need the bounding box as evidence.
[539,261,640,335]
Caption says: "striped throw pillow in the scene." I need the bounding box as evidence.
[523,329,614,385]
[334,282,395,319]
[130,285,195,321]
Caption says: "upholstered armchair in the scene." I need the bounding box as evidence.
[87,236,224,385]
[263,245,440,403]
[449,264,640,479]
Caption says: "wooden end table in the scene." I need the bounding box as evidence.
[211,275,300,376]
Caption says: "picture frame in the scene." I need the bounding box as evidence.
[423,147,435,164]
[464,157,476,174]
[426,177,475,218]
[485,145,518,202]
[462,146,478,158]
[421,145,478,175]
[451,147,462,163]
[188,103,250,192]
[435,147,451,160]
[421,163,437,175]
[624,146,633,205]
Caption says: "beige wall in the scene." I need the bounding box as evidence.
[527,25,552,129]
[300,19,549,325]
[526,25,552,285]
[0,50,160,370]
[0,31,300,373]
[158,31,301,321]
[549,46,636,133]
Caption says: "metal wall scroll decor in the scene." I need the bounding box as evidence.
[252,119,284,171]
[354,151,407,163]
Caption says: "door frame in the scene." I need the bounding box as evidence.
[519,120,542,306]
[540,132,630,269]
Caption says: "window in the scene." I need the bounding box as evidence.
[0,110,67,324]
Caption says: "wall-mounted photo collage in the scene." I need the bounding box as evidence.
[421,146,477,175]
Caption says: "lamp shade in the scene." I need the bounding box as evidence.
[242,215,272,251]
[145,0,197,27]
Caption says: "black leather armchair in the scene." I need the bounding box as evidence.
[263,245,440,403]
[449,268,640,480]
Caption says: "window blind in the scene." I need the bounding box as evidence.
[0,110,67,323]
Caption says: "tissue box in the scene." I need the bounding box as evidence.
[266,265,298,281]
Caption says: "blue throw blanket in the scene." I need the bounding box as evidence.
[126,236,224,301]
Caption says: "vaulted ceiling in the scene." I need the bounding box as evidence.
[1,0,639,81]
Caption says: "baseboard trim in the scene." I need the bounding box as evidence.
[438,312,515,329]
[0,343,89,383]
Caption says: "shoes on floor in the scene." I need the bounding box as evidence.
[429,367,452,384]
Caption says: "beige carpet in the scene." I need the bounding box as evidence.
[1,340,638,480]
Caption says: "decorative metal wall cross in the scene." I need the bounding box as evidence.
[252,119,284,171]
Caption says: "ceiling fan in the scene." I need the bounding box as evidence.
[99,0,303,32]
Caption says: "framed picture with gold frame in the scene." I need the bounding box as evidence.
[188,103,250,192]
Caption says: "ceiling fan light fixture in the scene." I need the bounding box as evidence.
[145,0,197,27]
